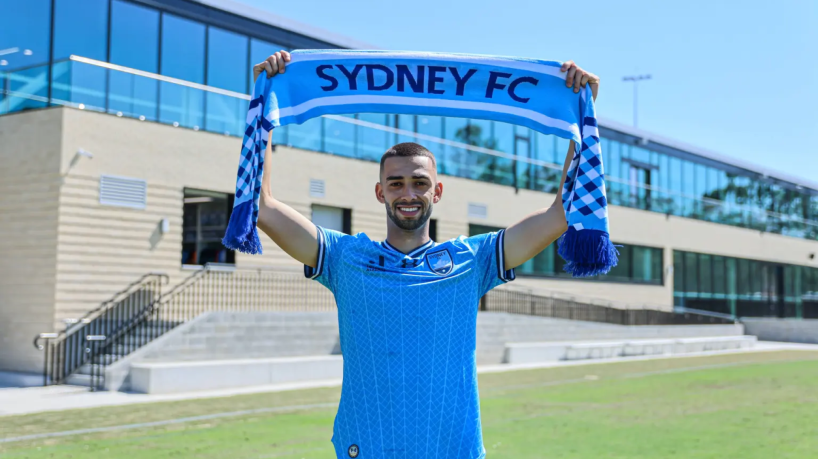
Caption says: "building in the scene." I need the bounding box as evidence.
[1,0,817,377]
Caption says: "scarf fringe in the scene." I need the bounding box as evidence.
[557,227,618,278]
[222,200,263,255]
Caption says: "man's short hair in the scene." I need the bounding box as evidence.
[379,142,437,176]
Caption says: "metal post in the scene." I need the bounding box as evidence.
[622,74,651,127]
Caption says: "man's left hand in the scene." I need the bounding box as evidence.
[561,61,599,101]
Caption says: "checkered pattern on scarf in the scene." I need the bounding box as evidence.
[233,94,273,222]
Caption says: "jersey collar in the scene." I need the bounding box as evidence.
[382,239,435,257]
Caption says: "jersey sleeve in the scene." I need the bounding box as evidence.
[464,229,516,297]
[303,225,349,291]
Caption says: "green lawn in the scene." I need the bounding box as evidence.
[2,351,817,458]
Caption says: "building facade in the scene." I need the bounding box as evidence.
[1,0,817,375]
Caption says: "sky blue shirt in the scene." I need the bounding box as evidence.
[305,226,515,459]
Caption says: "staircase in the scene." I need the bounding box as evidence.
[35,264,734,390]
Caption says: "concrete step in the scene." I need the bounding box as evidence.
[130,356,343,394]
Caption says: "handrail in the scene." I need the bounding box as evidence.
[61,272,168,339]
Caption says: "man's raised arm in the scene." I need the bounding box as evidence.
[253,51,321,268]
[502,61,600,271]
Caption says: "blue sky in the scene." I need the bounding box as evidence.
[242,0,817,184]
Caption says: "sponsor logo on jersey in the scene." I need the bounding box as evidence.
[426,249,453,276]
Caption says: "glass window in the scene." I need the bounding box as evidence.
[699,254,712,294]
[54,0,108,61]
[289,117,323,152]
[713,255,726,295]
[249,38,287,91]
[396,114,416,145]
[444,117,470,179]
[684,252,698,294]
[159,14,205,129]
[0,0,51,112]
[0,0,51,70]
[681,160,696,216]
[109,0,159,120]
[325,115,356,158]
[356,113,390,162]
[607,245,631,281]
[110,1,159,71]
[737,258,750,297]
[632,246,661,283]
[631,146,650,164]
[417,115,444,168]
[51,0,108,110]
[673,251,685,295]
[206,26,248,136]
[182,189,235,265]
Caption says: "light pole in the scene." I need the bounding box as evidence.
[622,74,651,127]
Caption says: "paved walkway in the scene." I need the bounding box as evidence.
[2,341,816,417]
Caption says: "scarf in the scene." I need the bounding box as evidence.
[223,50,617,277]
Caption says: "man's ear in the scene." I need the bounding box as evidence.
[375,182,385,204]
[432,181,443,204]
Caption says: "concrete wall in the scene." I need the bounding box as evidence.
[0,109,62,372]
[741,318,818,344]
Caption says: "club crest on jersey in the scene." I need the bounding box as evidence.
[426,249,453,276]
[348,444,359,458]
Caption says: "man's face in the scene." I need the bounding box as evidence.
[376,155,442,232]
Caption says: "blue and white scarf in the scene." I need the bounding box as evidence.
[223,50,617,277]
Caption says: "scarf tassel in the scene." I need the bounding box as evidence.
[222,199,263,255]
[557,226,619,278]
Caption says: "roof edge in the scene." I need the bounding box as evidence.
[597,116,818,192]
[193,0,379,50]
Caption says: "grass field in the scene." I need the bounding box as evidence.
[2,351,817,458]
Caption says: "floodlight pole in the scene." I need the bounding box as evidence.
[622,74,651,127]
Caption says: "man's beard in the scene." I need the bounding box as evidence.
[385,201,433,231]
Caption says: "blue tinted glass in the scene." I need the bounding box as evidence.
[110,0,159,71]
[396,114,415,144]
[51,0,108,110]
[416,115,444,172]
[682,160,696,216]
[51,60,107,109]
[289,117,323,151]
[249,38,287,89]
[109,1,158,119]
[0,0,51,70]
[444,117,469,179]
[54,0,108,61]
[631,146,650,164]
[325,115,356,157]
[159,14,205,129]
[0,0,51,112]
[533,131,557,164]
[205,27,247,135]
[161,15,205,82]
[357,113,390,161]
[493,121,514,153]
[207,27,247,91]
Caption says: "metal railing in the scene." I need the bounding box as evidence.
[482,288,735,326]
[33,273,168,386]
[82,265,336,389]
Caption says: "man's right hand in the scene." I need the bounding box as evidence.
[253,50,291,82]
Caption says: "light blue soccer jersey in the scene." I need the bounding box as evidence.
[304,226,516,459]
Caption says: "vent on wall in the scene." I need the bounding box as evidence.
[309,179,326,198]
[99,175,147,209]
[468,203,488,219]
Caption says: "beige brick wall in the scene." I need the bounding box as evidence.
[0,109,62,373]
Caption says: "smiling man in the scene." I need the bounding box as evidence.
[255,50,599,459]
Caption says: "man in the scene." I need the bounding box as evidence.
[254,50,599,459]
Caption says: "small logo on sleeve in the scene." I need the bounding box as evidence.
[348,444,359,458]
[426,249,453,276]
